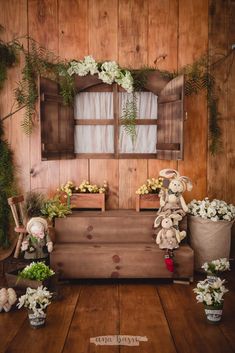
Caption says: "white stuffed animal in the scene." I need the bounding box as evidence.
[158,169,193,215]
[21,217,53,259]
[154,214,186,250]
[0,288,17,312]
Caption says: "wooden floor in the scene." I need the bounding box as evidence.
[0,271,235,353]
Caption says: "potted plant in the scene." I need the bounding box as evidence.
[193,277,229,324]
[5,261,55,290]
[136,177,163,211]
[59,180,108,211]
[41,195,71,224]
[187,198,235,270]
[201,258,230,282]
[17,286,52,328]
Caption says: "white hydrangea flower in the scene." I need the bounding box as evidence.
[188,198,235,221]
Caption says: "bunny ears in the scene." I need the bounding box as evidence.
[154,212,183,228]
[159,169,193,192]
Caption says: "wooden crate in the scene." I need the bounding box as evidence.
[70,193,105,211]
[136,194,160,211]
[5,269,53,290]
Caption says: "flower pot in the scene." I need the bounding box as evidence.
[70,193,105,211]
[5,270,54,290]
[206,275,218,284]
[204,304,223,324]
[188,215,233,271]
[136,194,160,212]
[28,310,46,329]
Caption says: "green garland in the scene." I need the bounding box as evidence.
[0,120,15,247]
[1,29,233,153]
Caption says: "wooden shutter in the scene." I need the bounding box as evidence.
[40,77,75,160]
[156,75,184,160]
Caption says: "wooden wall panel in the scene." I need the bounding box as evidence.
[58,0,89,189]
[119,159,147,209]
[118,0,148,208]
[59,0,88,60]
[28,0,60,194]
[88,0,119,208]
[2,0,234,210]
[0,0,30,192]
[178,0,208,202]
[227,0,235,204]
[118,0,148,68]
[148,0,178,179]
[89,160,119,209]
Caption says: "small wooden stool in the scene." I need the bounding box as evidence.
[7,195,27,258]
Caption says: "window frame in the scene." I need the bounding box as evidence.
[74,83,159,159]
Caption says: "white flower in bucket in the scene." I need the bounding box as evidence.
[193,277,229,323]
[17,286,52,317]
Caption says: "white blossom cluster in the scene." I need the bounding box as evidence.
[193,278,228,306]
[188,197,235,222]
[202,258,230,274]
[67,55,134,93]
[17,286,52,317]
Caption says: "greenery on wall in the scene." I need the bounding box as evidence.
[1,28,234,153]
[0,119,15,247]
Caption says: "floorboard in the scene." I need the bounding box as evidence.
[0,273,235,353]
[157,283,235,353]
[62,284,119,353]
[119,284,177,353]
[4,285,80,353]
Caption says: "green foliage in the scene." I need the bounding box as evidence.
[15,40,74,133]
[41,195,71,221]
[0,38,18,89]
[121,93,138,143]
[24,191,45,219]
[0,120,15,247]
[18,261,54,281]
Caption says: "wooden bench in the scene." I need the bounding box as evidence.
[51,210,194,281]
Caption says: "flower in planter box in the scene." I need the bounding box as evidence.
[136,177,163,195]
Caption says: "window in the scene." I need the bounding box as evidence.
[74,84,159,158]
[40,73,184,161]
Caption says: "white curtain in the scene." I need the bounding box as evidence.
[74,92,114,153]
[119,92,158,153]
[74,91,158,154]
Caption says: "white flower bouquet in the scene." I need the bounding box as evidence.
[193,277,228,307]
[17,286,52,317]
[67,55,134,93]
[202,258,230,275]
[188,198,235,222]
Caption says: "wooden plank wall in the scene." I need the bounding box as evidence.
[0,0,234,208]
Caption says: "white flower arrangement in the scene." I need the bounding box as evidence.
[67,55,134,93]
[202,258,230,275]
[188,197,235,222]
[136,177,163,195]
[193,277,229,306]
[17,286,52,317]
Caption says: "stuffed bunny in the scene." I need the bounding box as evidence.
[154,214,186,250]
[158,169,193,215]
[21,217,53,260]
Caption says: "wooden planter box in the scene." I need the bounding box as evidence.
[70,193,105,211]
[136,194,160,212]
[5,269,54,290]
